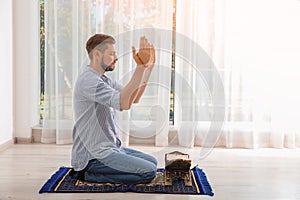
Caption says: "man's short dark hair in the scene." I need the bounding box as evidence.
[86,34,116,59]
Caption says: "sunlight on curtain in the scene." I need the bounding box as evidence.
[176,0,300,148]
[42,0,74,144]
[42,0,300,148]
[42,0,173,145]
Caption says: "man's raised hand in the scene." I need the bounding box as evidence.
[132,36,156,68]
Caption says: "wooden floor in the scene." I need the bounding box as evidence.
[0,144,300,200]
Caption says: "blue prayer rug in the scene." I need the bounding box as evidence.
[39,166,214,196]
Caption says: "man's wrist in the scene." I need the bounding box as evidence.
[136,64,148,69]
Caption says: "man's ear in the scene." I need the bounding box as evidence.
[93,49,101,60]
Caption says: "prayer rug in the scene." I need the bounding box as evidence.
[39,166,214,196]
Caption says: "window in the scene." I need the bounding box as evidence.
[40,0,176,125]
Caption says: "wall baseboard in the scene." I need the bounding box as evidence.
[14,137,33,144]
[0,139,14,152]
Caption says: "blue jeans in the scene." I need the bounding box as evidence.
[84,147,158,184]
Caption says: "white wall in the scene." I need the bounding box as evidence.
[13,0,40,139]
[0,0,13,145]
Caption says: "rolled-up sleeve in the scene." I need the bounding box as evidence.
[111,91,121,111]
[82,78,122,111]
[113,80,124,92]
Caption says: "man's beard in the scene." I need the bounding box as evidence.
[101,58,114,72]
[101,62,113,71]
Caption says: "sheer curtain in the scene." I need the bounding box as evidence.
[42,0,300,148]
[42,0,173,145]
[175,0,300,149]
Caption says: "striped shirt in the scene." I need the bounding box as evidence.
[71,66,123,171]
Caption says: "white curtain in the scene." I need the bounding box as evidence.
[42,0,300,148]
[42,0,173,145]
[175,0,300,149]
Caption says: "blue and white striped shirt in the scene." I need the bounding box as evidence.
[71,66,123,171]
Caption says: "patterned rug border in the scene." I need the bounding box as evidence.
[39,166,214,196]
